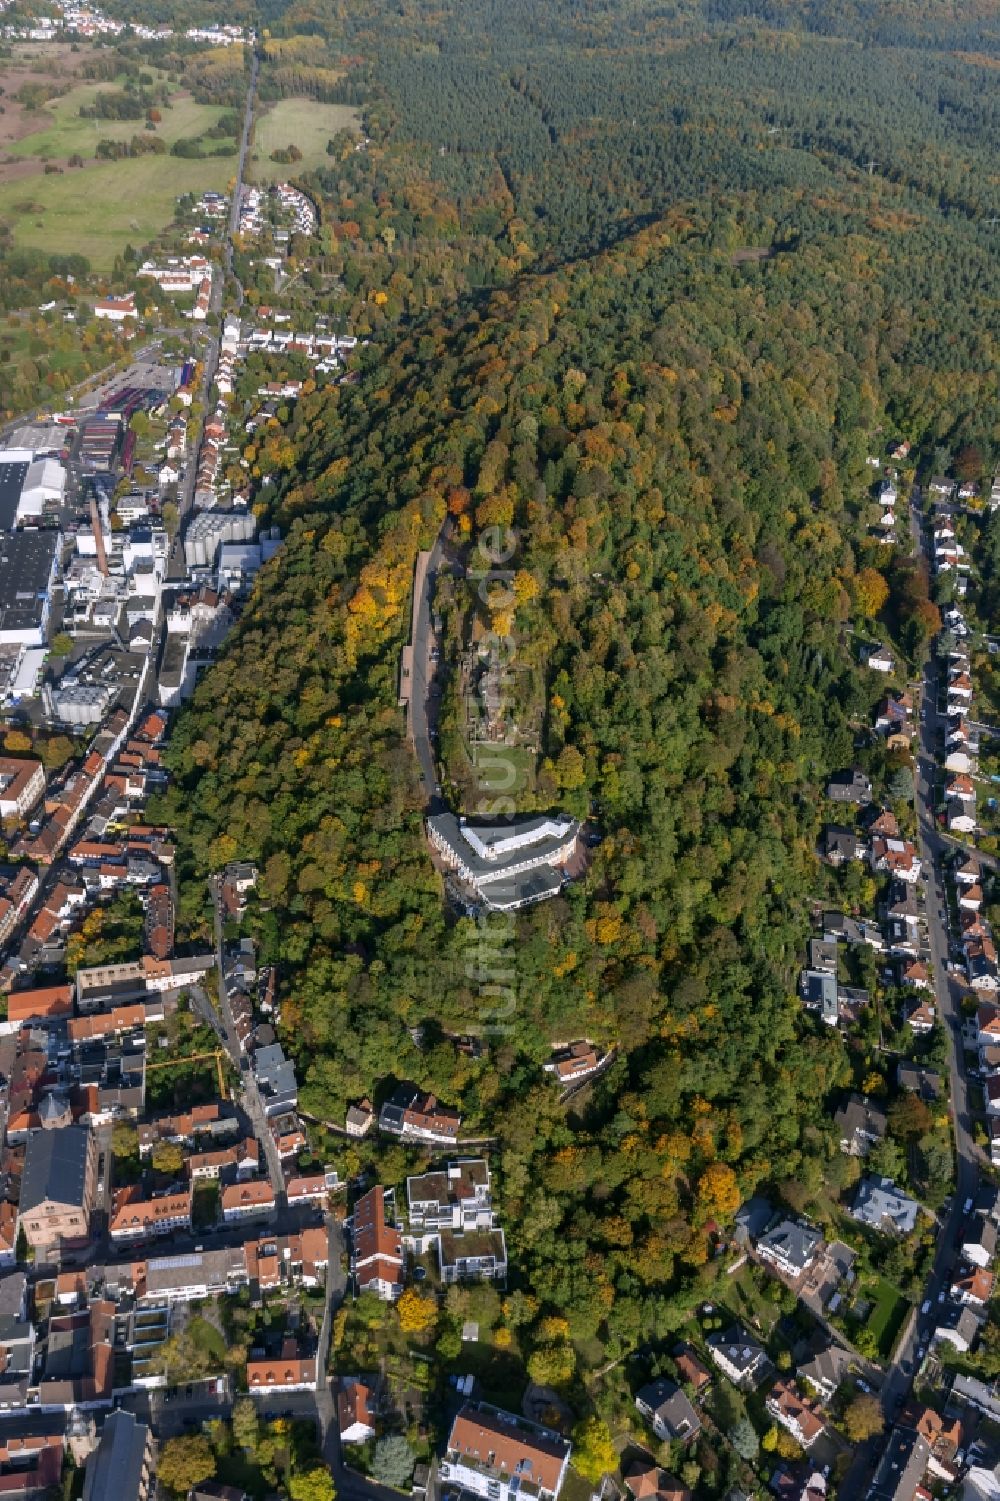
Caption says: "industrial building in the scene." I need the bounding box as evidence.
[0,530,60,646]
[0,450,66,528]
[183,510,257,569]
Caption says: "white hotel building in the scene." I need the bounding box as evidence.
[426,813,579,911]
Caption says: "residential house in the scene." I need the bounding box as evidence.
[912,1405,964,1485]
[345,1099,374,1137]
[221,1181,276,1223]
[834,1095,888,1157]
[634,1379,701,1445]
[808,938,838,973]
[352,1186,404,1300]
[952,1267,995,1307]
[109,1185,192,1243]
[623,1463,691,1501]
[977,1005,1000,1048]
[705,1325,769,1390]
[874,695,914,747]
[798,1342,854,1404]
[247,1339,317,1396]
[867,807,901,839]
[338,1377,377,1444]
[932,1301,981,1354]
[975,1183,1000,1221]
[187,1138,258,1182]
[946,744,977,774]
[962,1216,998,1268]
[286,1172,337,1208]
[406,1161,494,1231]
[951,1371,1000,1423]
[948,799,977,835]
[822,826,862,865]
[756,1219,823,1279]
[866,1427,930,1501]
[544,1041,602,1085]
[734,1196,774,1245]
[0,1435,63,1497]
[956,853,982,887]
[851,1175,919,1235]
[826,769,873,804]
[970,950,1000,993]
[765,1380,826,1450]
[0,758,44,820]
[872,837,921,883]
[800,968,838,1025]
[905,1000,936,1035]
[863,643,896,674]
[673,1345,711,1394]
[440,1405,572,1501]
[379,1083,461,1144]
[823,911,885,948]
[902,960,932,992]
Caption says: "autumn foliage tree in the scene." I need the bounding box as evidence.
[397,1288,437,1335]
[571,1418,617,1482]
[157,1435,216,1494]
[853,566,889,618]
[695,1163,741,1225]
[844,1393,884,1442]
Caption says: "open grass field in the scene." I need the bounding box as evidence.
[863,1276,908,1357]
[0,42,91,161]
[0,152,237,269]
[248,95,358,182]
[9,79,235,163]
[0,44,240,269]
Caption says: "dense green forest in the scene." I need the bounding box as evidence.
[160,0,1000,1372]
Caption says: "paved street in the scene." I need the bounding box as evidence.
[409,520,451,808]
[873,492,984,1422]
[167,47,259,582]
[210,875,287,1203]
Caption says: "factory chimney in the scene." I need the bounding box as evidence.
[89,496,109,577]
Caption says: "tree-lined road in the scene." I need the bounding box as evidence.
[409,520,451,808]
[874,492,984,1422]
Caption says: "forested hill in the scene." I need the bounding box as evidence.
[316,0,1000,266]
[162,161,998,1340]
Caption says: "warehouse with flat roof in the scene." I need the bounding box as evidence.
[0,456,29,532]
[0,530,59,645]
